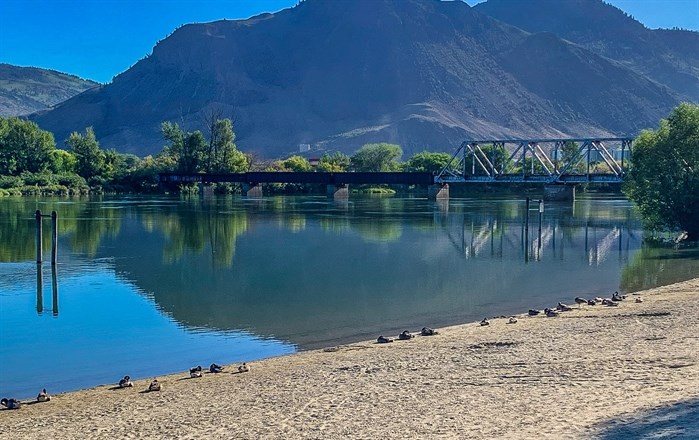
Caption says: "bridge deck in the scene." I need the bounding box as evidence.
[159,172,436,186]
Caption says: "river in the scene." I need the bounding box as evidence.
[1,194,697,399]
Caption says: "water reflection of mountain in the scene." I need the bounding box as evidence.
[101,198,664,349]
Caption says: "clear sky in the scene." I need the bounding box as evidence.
[1,0,697,84]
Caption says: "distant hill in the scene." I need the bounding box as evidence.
[30,0,686,157]
[0,64,97,117]
[474,0,699,101]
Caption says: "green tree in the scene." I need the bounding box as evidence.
[282,155,311,172]
[556,141,585,173]
[624,102,699,240]
[350,143,402,172]
[161,122,206,173]
[462,145,513,175]
[49,149,77,174]
[66,127,105,180]
[404,151,452,173]
[0,117,56,175]
[182,131,206,173]
[317,152,350,172]
[209,118,247,173]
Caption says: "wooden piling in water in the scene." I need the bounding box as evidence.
[35,210,43,264]
[524,197,530,261]
[36,264,43,315]
[51,210,58,265]
[52,265,59,316]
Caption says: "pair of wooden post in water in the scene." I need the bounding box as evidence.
[35,210,58,265]
[35,210,59,316]
[524,197,544,262]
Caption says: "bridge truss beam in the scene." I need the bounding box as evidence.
[435,138,632,184]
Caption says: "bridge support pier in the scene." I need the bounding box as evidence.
[427,183,449,200]
[198,183,214,196]
[544,185,575,201]
[241,183,263,197]
[327,184,349,199]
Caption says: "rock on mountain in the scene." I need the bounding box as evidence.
[31,0,684,157]
[0,64,97,117]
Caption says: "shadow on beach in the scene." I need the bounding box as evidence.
[595,398,699,439]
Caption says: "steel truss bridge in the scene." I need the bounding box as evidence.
[435,138,632,184]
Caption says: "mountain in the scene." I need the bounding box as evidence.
[474,0,699,101]
[0,64,98,117]
[30,0,685,157]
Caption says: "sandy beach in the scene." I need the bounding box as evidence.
[2,279,698,439]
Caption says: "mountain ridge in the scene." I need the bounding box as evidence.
[29,0,690,157]
[474,0,699,101]
[0,64,98,117]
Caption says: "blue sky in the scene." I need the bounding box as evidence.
[1,0,697,83]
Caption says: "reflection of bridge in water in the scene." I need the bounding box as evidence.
[438,207,640,264]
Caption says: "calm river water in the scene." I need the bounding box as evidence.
[1,194,697,399]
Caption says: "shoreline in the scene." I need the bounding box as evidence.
[2,278,698,439]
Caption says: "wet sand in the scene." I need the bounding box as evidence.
[2,279,698,439]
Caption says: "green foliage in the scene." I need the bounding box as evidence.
[350,143,402,172]
[162,120,244,174]
[49,149,77,174]
[0,117,56,175]
[462,145,513,175]
[317,152,350,172]
[282,155,311,172]
[205,118,248,173]
[13,172,89,195]
[403,151,452,173]
[111,154,176,193]
[66,127,105,180]
[0,175,23,189]
[624,102,699,240]
[557,141,585,173]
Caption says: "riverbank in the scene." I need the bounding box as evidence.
[2,279,698,439]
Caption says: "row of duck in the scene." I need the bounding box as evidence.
[376,326,439,343]
[0,362,251,410]
[375,291,639,342]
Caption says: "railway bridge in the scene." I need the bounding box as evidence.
[159,137,632,200]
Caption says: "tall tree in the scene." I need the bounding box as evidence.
[0,117,56,175]
[161,122,206,173]
[66,127,105,180]
[624,102,699,240]
[181,131,206,174]
[210,118,247,173]
[350,143,402,172]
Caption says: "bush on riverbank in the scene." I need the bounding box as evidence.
[0,172,90,196]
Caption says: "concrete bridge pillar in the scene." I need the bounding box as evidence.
[544,185,575,201]
[241,183,263,197]
[427,183,449,200]
[327,184,349,199]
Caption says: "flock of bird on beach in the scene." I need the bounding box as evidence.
[0,362,251,410]
[2,290,640,411]
[376,291,640,341]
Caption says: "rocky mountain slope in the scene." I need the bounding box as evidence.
[0,64,97,117]
[30,0,687,157]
